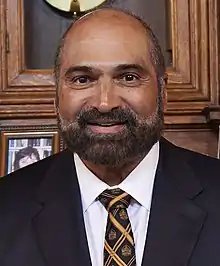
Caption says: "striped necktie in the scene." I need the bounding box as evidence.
[98,188,136,266]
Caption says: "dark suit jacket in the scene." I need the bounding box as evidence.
[1,138,220,266]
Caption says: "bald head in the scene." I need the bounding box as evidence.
[67,8,147,35]
[54,8,165,92]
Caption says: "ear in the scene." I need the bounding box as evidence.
[53,98,56,111]
[162,74,168,112]
[53,97,59,114]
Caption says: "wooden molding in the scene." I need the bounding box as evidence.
[203,106,220,130]
[167,0,219,110]
[0,0,219,124]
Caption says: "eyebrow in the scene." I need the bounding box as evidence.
[64,66,95,77]
[113,64,147,74]
[64,63,148,78]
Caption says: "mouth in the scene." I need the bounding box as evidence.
[86,121,126,134]
[88,121,125,126]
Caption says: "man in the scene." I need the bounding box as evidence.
[1,8,220,266]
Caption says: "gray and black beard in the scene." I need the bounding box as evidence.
[57,103,163,167]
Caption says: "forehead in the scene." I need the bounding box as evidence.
[61,13,152,70]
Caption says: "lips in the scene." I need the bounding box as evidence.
[86,121,126,134]
[87,121,125,127]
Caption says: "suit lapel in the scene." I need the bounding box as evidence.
[142,139,207,266]
[32,150,91,266]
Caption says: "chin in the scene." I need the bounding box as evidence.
[75,141,144,167]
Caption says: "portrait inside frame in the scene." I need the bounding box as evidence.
[0,131,59,176]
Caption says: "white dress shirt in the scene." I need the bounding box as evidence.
[74,142,159,266]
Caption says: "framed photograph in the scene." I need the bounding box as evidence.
[0,130,60,176]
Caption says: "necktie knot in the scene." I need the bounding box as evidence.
[98,188,131,212]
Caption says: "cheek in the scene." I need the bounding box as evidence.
[58,87,89,120]
[58,91,78,120]
[123,86,158,116]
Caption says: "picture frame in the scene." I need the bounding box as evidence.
[218,125,220,159]
[0,128,60,177]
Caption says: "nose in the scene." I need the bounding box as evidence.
[92,79,121,112]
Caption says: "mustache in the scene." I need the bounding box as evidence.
[76,107,137,126]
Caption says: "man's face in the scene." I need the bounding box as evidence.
[18,154,38,169]
[57,12,165,166]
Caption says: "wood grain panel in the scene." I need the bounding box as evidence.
[0,0,220,157]
[164,129,218,158]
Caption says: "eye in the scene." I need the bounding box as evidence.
[121,74,139,82]
[73,75,93,84]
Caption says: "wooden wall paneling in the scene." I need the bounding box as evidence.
[0,0,218,124]
[0,0,219,157]
[202,0,220,128]
[164,128,218,158]
[0,0,55,118]
[166,0,219,125]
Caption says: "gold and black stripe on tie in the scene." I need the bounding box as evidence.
[98,188,136,266]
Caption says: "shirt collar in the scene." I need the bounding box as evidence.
[74,142,159,212]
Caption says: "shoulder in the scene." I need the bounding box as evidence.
[161,138,220,183]
[0,150,69,201]
[174,142,220,170]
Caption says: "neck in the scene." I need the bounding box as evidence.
[81,155,146,186]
